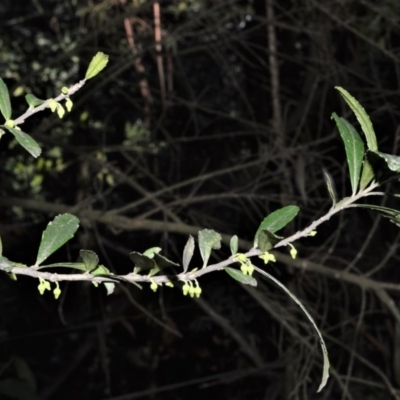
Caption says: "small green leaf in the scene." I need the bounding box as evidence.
[80,249,99,272]
[35,214,80,266]
[143,247,162,258]
[331,113,364,194]
[130,251,155,273]
[0,77,12,120]
[5,127,41,158]
[85,52,109,80]
[254,266,329,392]
[323,169,336,206]
[151,253,179,277]
[359,159,374,189]
[182,235,195,273]
[254,205,299,247]
[257,229,280,252]
[198,229,222,268]
[225,267,257,287]
[230,235,238,255]
[370,151,400,173]
[25,93,45,108]
[36,262,87,271]
[90,264,115,295]
[0,256,14,273]
[335,87,377,151]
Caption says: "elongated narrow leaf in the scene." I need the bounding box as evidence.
[80,249,99,272]
[5,127,41,158]
[225,267,257,287]
[254,266,329,392]
[335,87,377,151]
[36,262,87,271]
[0,77,12,120]
[85,52,109,80]
[198,229,222,268]
[322,169,336,206]
[35,214,80,266]
[254,205,299,247]
[359,159,374,189]
[182,235,195,272]
[331,113,364,194]
[25,94,45,108]
[230,235,238,255]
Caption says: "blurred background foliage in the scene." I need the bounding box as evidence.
[1,0,400,399]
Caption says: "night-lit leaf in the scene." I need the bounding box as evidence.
[5,127,41,158]
[257,229,280,252]
[130,252,155,273]
[80,249,99,272]
[0,77,12,120]
[323,169,336,206]
[90,264,115,295]
[359,159,375,189]
[254,266,329,392]
[35,214,79,266]
[254,205,299,247]
[182,235,195,273]
[230,235,238,255]
[332,113,364,194]
[25,93,45,108]
[335,87,377,151]
[225,267,257,287]
[0,256,13,273]
[198,229,222,268]
[370,151,400,173]
[85,52,109,80]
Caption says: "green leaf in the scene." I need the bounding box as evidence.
[322,169,336,206]
[143,247,162,258]
[5,127,41,158]
[359,159,374,189]
[85,52,109,80]
[79,249,99,272]
[182,235,195,272]
[90,264,115,295]
[36,262,87,271]
[331,113,364,194]
[0,256,14,273]
[257,229,281,252]
[230,235,238,255]
[370,151,400,173]
[254,266,329,392]
[35,214,80,266]
[335,87,377,151]
[198,229,222,268]
[151,253,179,277]
[130,251,156,273]
[25,94,45,108]
[225,267,257,287]
[0,77,12,120]
[254,205,299,247]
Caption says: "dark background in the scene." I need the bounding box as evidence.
[1,0,400,399]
